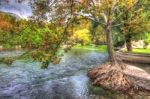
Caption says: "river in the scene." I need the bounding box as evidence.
[0,49,149,99]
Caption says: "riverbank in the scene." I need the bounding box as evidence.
[88,63,150,96]
[132,48,150,54]
[72,45,107,53]
[116,51,150,64]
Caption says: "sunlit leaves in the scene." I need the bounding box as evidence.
[73,29,91,45]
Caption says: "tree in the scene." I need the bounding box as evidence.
[0,12,21,48]
[90,21,106,45]
[2,0,150,65]
[69,17,91,45]
[119,2,150,51]
[1,0,78,68]
[22,0,78,68]
[76,0,150,65]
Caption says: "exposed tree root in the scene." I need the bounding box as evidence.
[87,63,150,96]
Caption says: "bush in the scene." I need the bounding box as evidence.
[3,57,14,65]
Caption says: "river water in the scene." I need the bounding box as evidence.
[0,49,149,99]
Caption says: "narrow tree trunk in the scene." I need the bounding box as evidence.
[106,21,116,65]
[126,36,132,52]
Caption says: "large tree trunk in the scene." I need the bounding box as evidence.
[106,20,116,65]
[126,36,132,52]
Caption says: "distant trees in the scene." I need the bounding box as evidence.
[0,12,21,48]
[90,21,106,45]
[119,2,150,51]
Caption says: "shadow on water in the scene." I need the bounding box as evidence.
[0,49,149,99]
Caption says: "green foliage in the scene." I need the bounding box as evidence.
[19,23,47,47]
[0,13,66,68]
[113,32,125,47]
[0,12,23,48]
[41,60,49,69]
[2,57,14,65]
[18,22,65,67]
[144,33,150,46]
[89,23,106,44]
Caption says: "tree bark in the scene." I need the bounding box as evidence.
[126,36,132,52]
[106,20,116,65]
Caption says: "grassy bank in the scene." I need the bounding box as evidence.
[73,45,107,53]
[132,48,150,54]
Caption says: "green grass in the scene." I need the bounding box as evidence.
[132,48,150,54]
[73,45,150,54]
[73,45,107,52]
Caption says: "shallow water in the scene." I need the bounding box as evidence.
[0,49,150,99]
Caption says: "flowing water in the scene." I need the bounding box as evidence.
[0,49,150,99]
